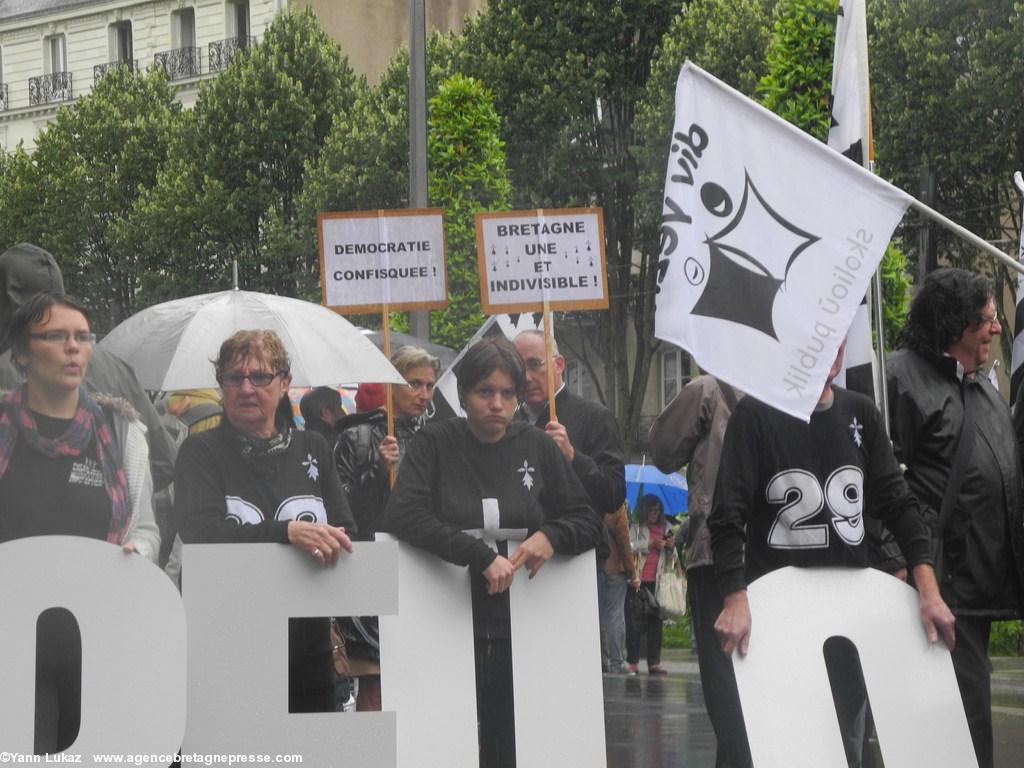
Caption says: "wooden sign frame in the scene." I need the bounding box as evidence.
[475,207,609,314]
[319,208,449,314]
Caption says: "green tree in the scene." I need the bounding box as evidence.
[0,67,181,329]
[132,8,362,303]
[427,74,511,348]
[634,0,776,301]
[453,0,680,447]
[870,0,1024,357]
[297,32,459,323]
[757,0,837,140]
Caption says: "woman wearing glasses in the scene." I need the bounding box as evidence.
[0,292,159,753]
[175,329,354,712]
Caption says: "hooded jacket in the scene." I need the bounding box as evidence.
[0,243,174,491]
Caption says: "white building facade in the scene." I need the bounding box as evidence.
[0,0,285,151]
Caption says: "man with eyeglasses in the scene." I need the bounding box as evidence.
[886,267,1024,768]
[0,243,174,492]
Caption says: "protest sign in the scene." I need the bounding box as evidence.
[735,567,975,768]
[0,537,604,767]
[319,209,447,313]
[476,208,608,314]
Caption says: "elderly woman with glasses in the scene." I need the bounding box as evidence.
[0,292,159,753]
[175,329,354,712]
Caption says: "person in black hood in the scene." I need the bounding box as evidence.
[0,243,174,491]
[381,336,600,768]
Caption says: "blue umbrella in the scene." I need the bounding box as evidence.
[625,463,688,519]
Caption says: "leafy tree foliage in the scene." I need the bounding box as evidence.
[634,0,775,289]
[757,0,837,140]
[427,74,511,347]
[0,68,180,329]
[131,8,362,303]
[870,0,1024,353]
[452,0,680,446]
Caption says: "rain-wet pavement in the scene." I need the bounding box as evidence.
[604,649,1024,767]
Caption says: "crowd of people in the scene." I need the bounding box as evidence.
[1,239,1021,768]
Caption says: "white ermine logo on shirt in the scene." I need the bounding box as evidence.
[849,417,863,447]
[517,460,535,490]
[303,453,319,481]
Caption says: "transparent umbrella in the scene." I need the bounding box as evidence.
[99,289,406,390]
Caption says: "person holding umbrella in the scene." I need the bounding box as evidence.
[0,292,159,753]
[627,494,674,675]
[174,329,354,713]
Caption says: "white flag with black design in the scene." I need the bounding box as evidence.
[655,62,912,421]
[827,0,876,399]
[1010,171,1024,404]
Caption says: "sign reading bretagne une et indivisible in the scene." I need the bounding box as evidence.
[476,208,608,313]
[319,209,448,313]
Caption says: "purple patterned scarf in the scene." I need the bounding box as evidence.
[0,386,130,544]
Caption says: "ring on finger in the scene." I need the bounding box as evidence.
[313,548,321,557]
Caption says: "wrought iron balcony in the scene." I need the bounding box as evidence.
[28,72,73,105]
[154,47,201,80]
[0,83,7,112]
[208,36,255,73]
[94,59,138,82]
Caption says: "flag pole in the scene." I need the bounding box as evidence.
[910,198,1024,277]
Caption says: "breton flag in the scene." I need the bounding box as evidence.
[827,0,876,399]
[654,62,912,421]
[1010,171,1024,405]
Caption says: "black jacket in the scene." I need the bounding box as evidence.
[333,409,424,539]
[887,348,1024,617]
[517,387,626,517]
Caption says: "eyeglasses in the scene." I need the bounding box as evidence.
[405,379,436,393]
[30,331,97,345]
[219,371,283,388]
[976,312,999,328]
[523,358,546,372]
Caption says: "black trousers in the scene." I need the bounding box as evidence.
[626,582,663,667]
[951,616,993,768]
[688,565,752,768]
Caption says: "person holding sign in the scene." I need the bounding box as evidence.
[174,330,354,713]
[710,340,956,768]
[512,330,625,517]
[333,345,439,711]
[380,337,601,768]
[0,292,160,753]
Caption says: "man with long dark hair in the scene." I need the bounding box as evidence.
[887,267,1024,768]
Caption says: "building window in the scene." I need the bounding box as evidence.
[660,347,690,409]
[44,34,66,74]
[109,22,133,64]
[226,0,250,40]
[172,8,197,49]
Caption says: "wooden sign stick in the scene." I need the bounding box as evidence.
[382,304,396,488]
[543,298,558,423]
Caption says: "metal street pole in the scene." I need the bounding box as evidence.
[408,0,431,340]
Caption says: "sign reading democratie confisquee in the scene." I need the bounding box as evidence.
[318,209,447,313]
[475,209,608,313]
